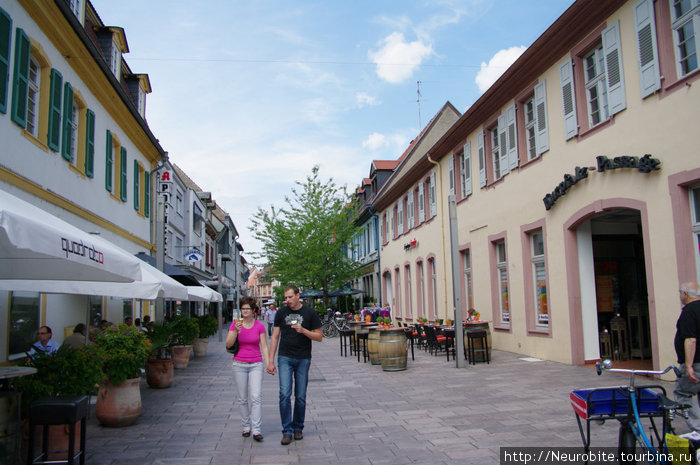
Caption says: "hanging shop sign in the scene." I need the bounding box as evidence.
[404,238,418,251]
[543,154,660,211]
[184,248,204,262]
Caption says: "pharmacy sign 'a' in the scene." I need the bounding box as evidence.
[184,248,204,262]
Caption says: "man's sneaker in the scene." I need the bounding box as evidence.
[281,434,292,445]
[294,430,303,440]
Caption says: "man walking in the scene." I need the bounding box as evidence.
[267,285,322,445]
[265,306,277,337]
[674,281,700,432]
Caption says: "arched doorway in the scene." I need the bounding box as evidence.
[565,201,655,369]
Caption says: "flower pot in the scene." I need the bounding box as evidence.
[192,338,209,357]
[146,359,174,389]
[95,378,141,427]
[170,345,192,369]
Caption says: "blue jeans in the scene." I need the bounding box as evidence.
[277,356,311,435]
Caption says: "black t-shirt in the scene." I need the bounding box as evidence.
[674,300,700,364]
[274,304,322,359]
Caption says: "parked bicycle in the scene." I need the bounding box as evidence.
[571,359,691,464]
[321,312,349,338]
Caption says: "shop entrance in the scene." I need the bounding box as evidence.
[590,209,652,369]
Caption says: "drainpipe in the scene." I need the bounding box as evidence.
[427,154,449,322]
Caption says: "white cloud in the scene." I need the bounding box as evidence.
[356,92,379,108]
[362,133,388,150]
[368,32,434,84]
[475,45,527,93]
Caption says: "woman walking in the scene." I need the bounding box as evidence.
[227,297,270,442]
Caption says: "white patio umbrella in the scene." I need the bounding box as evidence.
[0,189,143,282]
[0,259,188,300]
[186,284,223,302]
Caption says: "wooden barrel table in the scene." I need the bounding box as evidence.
[368,327,382,365]
[379,328,407,371]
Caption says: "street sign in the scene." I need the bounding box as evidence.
[184,248,204,262]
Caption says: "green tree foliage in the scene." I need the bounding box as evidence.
[250,166,362,300]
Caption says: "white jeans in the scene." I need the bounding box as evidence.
[232,361,264,434]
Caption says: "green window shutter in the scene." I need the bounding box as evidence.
[144,170,150,217]
[0,8,12,114]
[61,82,74,160]
[133,160,140,211]
[105,130,113,192]
[85,109,95,177]
[47,69,62,151]
[120,147,127,202]
[10,28,29,128]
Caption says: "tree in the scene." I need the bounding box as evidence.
[250,166,362,302]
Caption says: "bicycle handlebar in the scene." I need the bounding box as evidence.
[596,359,682,378]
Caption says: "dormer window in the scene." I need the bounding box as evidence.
[66,0,83,23]
[110,41,120,78]
[95,27,128,81]
[125,74,151,119]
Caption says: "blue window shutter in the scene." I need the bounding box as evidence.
[0,8,12,114]
[559,58,578,140]
[47,69,62,152]
[634,0,660,98]
[602,20,626,115]
[534,80,549,155]
[105,130,113,192]
[120,147,127,202]
[61,82,74,160]
[133,160,140,211]
[11,28,30,128]
[85,109,95,177]
[144,170,150,217]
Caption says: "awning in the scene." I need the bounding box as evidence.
[135,252,200,286]
[0,189,143,282]
[186,284,223,302]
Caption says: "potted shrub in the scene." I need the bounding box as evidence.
[145,321,175,389]
[92,325,150,427]
[192,314,218,357]
[19,344,104,459]
[170,316,198,369]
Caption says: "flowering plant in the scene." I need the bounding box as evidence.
[468,308,480,321]
[93,325,150,385]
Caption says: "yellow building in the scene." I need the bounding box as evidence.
[373,0,699,368]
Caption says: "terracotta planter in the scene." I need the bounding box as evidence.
[95,378,141,427]
[146,358,174,389]
[192,338,209,357]
[170,345,192,369]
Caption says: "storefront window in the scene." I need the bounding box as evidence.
[462,250,473,312]
[496,241,510,323]
[531,231,548,326]
[9,292,40,358]
[123,299,133,322]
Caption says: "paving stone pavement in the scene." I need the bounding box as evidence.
[84,331,688,465]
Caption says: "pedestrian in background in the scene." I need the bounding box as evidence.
[265,306,277,337]
[674,281,700,432]
[267,285,323,445]
[226,296,270,442]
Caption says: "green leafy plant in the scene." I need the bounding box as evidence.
[196,315,218,339]
[93,325,151,385]
[376,316,384,324]
[18,344,105,415]
[172,316,199,346]
[146,321,175,359]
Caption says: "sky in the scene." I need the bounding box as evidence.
[90,0,574,263]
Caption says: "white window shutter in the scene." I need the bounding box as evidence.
[634,0,660,98]
[448,154,455,195]
[497,113,509,178]
[418,183,425,222]
[602,20,626,115]
[429,172,436,217]
[477,130,486,187]
[559,58,578,140]
[397,201,403,235]
[463,141,472,196]
[534,80,549,155]
[407,192,414,229]
[389,209,394,239]
[506,104,518,170]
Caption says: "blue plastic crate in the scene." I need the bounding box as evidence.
[571,387,662,420]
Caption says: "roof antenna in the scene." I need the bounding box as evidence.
[417,80,422,129]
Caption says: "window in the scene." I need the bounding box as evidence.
[9,291,40,358]
[26,56,41,137]
[430,259,437,320]
[61,82,78,163]
[389,208,394,239]
[490,126,502,180]
[406,192,414,230]
[89,295,102,328]
[495,240,510,324]
[123,299,133,321]
[47,69,62,151]
[417,261,425,319]
[405,265,412,319]
[448,154,455,195]
[144,170,150,217]
[176,190,183,216]
[0,7,10,113]
[671,0,699,76]
[105,130,113,192]
[530,230,548,326]
[85,109,95,177]
[395,268,402,316]
[488,104,518,182]
[460,142,472,198]
[520,81,548,161]
[119,147,127,202]
[691,185,700,281]
[477,131,486,187]
[462,250,473,312]
[418,183,425,223]
[133,160,141,211]
[560,20,625,139]
[429,172,436,217]
[67,0,83,21]
[193,202,203,236]
[110,39,121,79]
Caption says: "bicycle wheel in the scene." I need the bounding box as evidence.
[322,324,333,337]
[618,423,637,464]
[327,325,339,338]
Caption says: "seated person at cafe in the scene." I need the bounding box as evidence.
[62,323,88,349]
[28,326,60,356]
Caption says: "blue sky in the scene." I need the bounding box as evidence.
[90,0,574,261]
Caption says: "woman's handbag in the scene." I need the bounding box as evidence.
[226,339,239,355]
